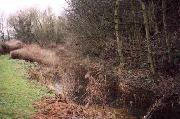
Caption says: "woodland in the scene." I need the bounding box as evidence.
[0,0,180,119]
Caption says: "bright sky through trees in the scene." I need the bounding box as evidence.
[0,0,67,16]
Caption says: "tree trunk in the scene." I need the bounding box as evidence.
[151,1,159,33]
[7,29,10,40]
[114,0,124,67]
[162,0,171,63]
[139,0,155,74]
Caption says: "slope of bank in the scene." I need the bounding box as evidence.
[0,55,52,119]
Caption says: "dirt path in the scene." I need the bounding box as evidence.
[0,55,52,119]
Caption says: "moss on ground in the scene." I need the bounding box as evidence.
[0,55,53,119]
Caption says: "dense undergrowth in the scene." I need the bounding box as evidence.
[0,40,180,119]
[26,44,180,119]
[0,55,53,119]
[0,0,179,118]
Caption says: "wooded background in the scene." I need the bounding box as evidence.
[0,0,179,74]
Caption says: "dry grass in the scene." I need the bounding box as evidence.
[3,40,24,53]
[10,44,59,66]
[29,66,57,84]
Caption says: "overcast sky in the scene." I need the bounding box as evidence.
[0,0,68,16]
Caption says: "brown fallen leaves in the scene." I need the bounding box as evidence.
[32,96,115,119]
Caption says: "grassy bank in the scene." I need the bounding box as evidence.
[0,55,52,119]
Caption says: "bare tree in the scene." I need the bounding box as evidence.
[0,13,5,41]
[114,0,124,66]
[162,0,171,63]
[139,0,155,74]
[8,8,67,45]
